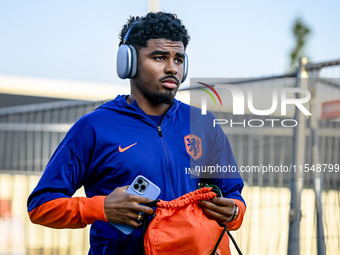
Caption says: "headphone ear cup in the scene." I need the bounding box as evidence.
[128,45,138,79]
[116,44,138,79]
[182,53,188,83]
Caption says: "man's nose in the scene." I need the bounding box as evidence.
[164,59,178,75]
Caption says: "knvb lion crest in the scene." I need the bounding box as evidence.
[184,134,202,160]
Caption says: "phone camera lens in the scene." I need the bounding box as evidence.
[134,184,139,190]
[140,185,146,190]
[137,179,143,184]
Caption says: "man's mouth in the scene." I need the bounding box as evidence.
[160,78,179,90]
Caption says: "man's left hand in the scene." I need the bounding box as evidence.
[198,197,236,224]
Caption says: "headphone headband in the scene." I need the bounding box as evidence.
[122,22,138,45]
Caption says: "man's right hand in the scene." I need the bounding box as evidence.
[104,186,154,228]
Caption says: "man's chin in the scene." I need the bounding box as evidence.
[150,92,175,105]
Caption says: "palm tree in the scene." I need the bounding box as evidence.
[289,18,311,70]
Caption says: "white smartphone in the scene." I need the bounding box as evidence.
[110,175,161,235]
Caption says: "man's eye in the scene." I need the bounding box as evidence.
[154,56,165,61]
[175,58,183,64]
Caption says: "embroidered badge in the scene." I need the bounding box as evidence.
[184,134,202,161]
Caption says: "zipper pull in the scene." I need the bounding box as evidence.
[157,125,162,137]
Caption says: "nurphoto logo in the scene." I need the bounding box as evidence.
[197,82,312,128]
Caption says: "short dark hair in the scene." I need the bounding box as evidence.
[119,12,190,50]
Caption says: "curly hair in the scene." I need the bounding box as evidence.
[119,12,190,50]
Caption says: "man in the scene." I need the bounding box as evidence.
[27,12,246,254]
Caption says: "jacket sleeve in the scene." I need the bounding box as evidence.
[226,199,246,231]
[28,196,107,229]
[27,143,108,228]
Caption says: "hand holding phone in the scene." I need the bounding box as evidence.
[105,176,161,235]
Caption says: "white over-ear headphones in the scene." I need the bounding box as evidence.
[116,24,188,82]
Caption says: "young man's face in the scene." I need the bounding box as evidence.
[132,38,185,105]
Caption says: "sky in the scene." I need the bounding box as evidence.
[0,0,339,87]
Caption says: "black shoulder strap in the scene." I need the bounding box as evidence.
[211,224,228,254]
[227,229,243,255]
[211,224,244,255]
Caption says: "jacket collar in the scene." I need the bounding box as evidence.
[97,95,182,126]
[115,95,181,117]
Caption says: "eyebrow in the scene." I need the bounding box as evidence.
[150,50,185,59]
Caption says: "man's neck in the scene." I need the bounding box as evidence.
[126,95,171,116]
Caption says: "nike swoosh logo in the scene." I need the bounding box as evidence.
[118,143,137,152]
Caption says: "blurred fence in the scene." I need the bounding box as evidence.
[0,100,105,255]
[220,113,340,255]
[199,60,340,255]
[0,100,104,174]
[0,59,340,255]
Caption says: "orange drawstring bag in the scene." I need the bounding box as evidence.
[143,187,231,255]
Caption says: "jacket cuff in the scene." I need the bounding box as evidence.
[226,199,246,231]
[80,196,108,224]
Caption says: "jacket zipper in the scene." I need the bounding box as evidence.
[157,124,174,199]
[157,125,162,137]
